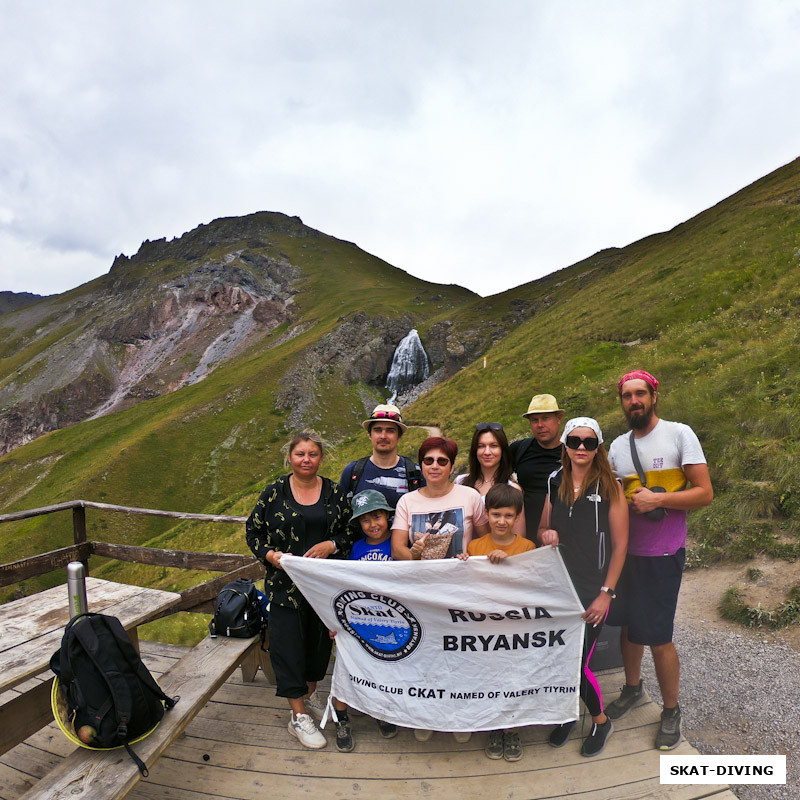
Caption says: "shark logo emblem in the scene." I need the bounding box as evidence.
[333,590,422,661]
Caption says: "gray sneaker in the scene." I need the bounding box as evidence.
[655,705,682,750]
[605,680,644,719]
[305,690,326,720]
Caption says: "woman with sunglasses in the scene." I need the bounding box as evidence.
[455,422,526,537]
[538,417,628,758]
[391,436,489,742]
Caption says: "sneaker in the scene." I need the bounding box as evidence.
[485,730,504,759]
[305,690,326,720]
[335,718,354,752]
[604,680,644,719]
[414,728,434,742]
[288,712,327,749]
[376,720,398,739]
[452,732,472,743]
[548,720,576,748]
[655,705,682,750]
[580,719,613,757]
[503,730,522,762]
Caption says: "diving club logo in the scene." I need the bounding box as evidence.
[333,590,422,661]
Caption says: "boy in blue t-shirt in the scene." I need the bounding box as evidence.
[331,490,396,752]
[349,489,393,561]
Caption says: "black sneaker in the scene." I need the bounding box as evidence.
[503,730,522,762]
[655,705,682,750]
[376,719,398,739]
[548,720,576,748]
[580,719,613,757]
[335,718,354,752]
[604,680,644,719]
[485,730,504,759]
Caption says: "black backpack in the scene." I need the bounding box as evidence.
[345,455,422,500]
[208,577,265,639]
[50,612,177,776]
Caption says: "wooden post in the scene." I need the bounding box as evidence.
[72,505,88,574]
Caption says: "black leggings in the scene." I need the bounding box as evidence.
[580,618,605,718]
[269,599,332,699]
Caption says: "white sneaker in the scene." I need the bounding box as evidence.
[305,690,326,720]
[288,713,327,749]
[452,732,472,743]
[414,729,434,742]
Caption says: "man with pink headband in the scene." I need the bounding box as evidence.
[605,370,713,750]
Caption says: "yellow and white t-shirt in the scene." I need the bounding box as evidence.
[608,420,706,557]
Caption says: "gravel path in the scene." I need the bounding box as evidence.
[639,618,800,799]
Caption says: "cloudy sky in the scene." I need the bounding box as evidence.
[1,1,799,298]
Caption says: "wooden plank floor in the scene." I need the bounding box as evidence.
[0,642,737,800]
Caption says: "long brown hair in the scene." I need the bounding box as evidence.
[462,426,514,488]
[557,443,619,506]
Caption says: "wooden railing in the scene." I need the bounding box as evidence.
[0,500,263,615]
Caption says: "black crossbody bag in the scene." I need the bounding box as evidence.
[628,431,667,521]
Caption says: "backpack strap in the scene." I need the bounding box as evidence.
[402,456,422,491]
[345,457,371,499]
[99,615,178,709]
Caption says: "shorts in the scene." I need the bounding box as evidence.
[606,549,685,646]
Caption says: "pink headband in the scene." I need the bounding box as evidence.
[618,370,659,395]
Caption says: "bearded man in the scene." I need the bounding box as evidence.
[605,370,713,751]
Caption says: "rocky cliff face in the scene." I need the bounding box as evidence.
[0,217,303,455]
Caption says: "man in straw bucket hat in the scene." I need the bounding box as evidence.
[339,404,423,509]
[510,394,565,540]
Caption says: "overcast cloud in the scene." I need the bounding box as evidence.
[1,1,799,298]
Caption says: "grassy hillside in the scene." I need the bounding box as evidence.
[408,156,800,568]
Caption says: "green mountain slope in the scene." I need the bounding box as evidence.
[409,156,800,566]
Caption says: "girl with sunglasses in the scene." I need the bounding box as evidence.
[538,417,628,758]
[455,422,526,538]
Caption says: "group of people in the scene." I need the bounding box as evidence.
[245,369,713,762]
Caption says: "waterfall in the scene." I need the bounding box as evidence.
[385,329,430,403]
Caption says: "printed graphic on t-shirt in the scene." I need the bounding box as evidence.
[410,509,464,559]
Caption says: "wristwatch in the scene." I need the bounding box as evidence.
[330,540,339,554]
[600,585,617,599]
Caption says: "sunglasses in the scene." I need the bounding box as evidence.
[372,410,401,421]
[565,435,600,451]
[475,422,504,432]
[422,456,451,466]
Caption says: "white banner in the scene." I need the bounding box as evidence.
[282,546,585,732]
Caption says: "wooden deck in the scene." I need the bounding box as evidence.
[0,642,737,800]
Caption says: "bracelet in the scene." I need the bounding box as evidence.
[600,585,617,599]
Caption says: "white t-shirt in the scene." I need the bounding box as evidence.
[393,483,488,557]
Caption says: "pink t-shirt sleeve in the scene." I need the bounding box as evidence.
[392,493,411,532]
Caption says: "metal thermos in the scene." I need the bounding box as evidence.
[67,561,88,619]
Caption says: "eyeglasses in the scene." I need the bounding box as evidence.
[565,435,599,451]
[372,410,401,421]
[422,456,451,466]
[475,422,503,432]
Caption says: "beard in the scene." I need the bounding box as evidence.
[625,404,655,430]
